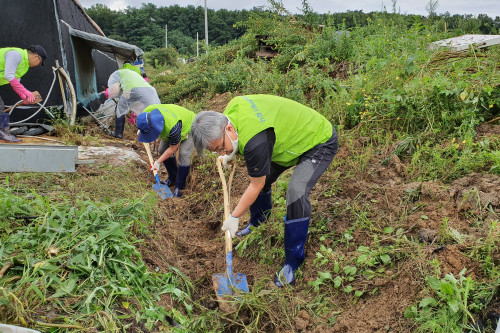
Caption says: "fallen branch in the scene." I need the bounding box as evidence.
[0,262,13,278]
[35,322,85,329]
[486,116,500,124]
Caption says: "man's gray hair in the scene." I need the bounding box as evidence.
[191,111,228,156]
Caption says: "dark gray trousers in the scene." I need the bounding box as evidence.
[262,126,338,220]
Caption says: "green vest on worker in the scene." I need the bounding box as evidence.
[224,95,333,167]
[121,63,142,76]
[0,48,30,86]
[119,69,150,90]
[143,104,195,142]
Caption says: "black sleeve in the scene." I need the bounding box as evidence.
[243,128,275,177]
[168,121,182,145]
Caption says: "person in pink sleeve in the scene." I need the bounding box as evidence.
[0,45,47,142]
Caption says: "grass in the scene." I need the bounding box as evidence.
[0,180,192,331]
[2,7,500,332]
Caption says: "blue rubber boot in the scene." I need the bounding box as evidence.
[172,165,190,197]
[162,156,178,186]
[236,190,272,237]
[0,113,21,142]
[274,216,310,288]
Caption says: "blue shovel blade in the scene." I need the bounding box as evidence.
[152,181,173,199]
[212,273,249,297]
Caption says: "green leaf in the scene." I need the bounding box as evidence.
[404,306,418,318]
[383,227,394,234]
[334,276,342,288]
[379,254,391,264]
[427,276,441,291]
[447,299,460,313]
[318,271,333,281]
[419,297,437,308]
[51,278,78,298]
[440,282,454,295]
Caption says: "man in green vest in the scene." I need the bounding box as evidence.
[121,58,149,82]
[191,94,338,287]
[0,45,47,142]
[136,104,196,197]
[103,68,160,139]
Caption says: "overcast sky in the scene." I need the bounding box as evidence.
[78,0,499,18]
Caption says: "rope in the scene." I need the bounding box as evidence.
[9,67,59,125]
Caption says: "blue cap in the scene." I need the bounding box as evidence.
[137,109,164,143]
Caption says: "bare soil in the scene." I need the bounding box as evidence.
[65,120,500,332]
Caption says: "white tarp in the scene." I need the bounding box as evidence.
[430,34,500,51]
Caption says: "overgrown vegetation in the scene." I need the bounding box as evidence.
[1,1,499,332]
[86,2,500,57]
[0,173,192,331]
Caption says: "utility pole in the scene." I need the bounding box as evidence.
[165,24,168,49]
[196,32,199,57]
[204,0,208,53]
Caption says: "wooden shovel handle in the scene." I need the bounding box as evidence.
[216,157,236,255]
[144,143,159,178]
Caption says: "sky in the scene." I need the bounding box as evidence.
[78,0,500,18]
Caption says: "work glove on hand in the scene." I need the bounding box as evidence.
[9,78,36,104]
[221,214,239,238]
[22,91,36,105]
[217,154,235,169]
[128,112,137,125]
[150,160,161,172]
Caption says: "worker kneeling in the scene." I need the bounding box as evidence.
[191,94,338,287]
[137,104,195,198]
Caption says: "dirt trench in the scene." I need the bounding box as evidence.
[77,123,499,332]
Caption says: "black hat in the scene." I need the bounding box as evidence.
[28,45,48,66]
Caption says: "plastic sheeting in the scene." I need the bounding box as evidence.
[107,69,160,117]
[67,25,143,67]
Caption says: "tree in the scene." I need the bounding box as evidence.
[425,0,439,17]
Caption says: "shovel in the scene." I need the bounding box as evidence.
[212,158,249,307]
[144,142,173,199]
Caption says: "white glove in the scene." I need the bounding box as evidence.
[217,154,235,169]
[221,214,239,237]
[150,160,161,172]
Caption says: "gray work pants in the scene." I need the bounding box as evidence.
[262,126,338,219]
[159,135,194,166]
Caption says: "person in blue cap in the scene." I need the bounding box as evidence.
[136,104,196,197]
[0,45,47,142]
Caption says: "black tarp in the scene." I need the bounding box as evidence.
[0,0,144,122]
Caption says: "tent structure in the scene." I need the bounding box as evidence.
[0,0,144,125]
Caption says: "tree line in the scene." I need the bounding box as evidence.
[85,3,500,57]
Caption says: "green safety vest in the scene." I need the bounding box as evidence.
[224,95,333,167]
[119,69,151,90]
[0,48,29,86]
[121,63,142,76]
[143,104,195,142]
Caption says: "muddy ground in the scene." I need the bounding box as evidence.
[116,120,500,332]
[14,116,499,332]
